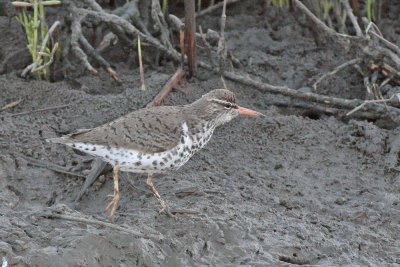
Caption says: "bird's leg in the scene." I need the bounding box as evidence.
[146,174,174,217]
[105,164,120,219]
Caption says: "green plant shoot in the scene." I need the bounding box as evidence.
[13,0,61,80]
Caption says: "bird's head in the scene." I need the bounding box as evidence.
[193,89,264,127]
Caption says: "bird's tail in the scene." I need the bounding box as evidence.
[46,128,91,144]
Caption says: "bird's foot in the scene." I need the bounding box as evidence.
[157,197,175,218]
[104,191,120,220]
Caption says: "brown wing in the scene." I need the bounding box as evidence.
[67,106,185,153]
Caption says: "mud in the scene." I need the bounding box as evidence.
[1,0,400,266]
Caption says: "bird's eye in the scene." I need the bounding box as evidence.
[224,103,232,109]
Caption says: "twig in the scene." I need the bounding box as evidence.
[343,0,363,37]
[37,212,156,239]
[268,99,381,120]
[5,103,72,117]
[1,99,22,112]
[349,211,368,221]
[19,154,85,178]
[195,0,240,18]
[365,21,400,56]
[346,93,399,116]
[147,68,185,108]
[293,0,399,70]
[184,0,197,76]
[313,58,362,90]
[199,26,215,68]
[221,76,228,90]
[217,0,227,73]
[198,60,400,118]
[171,209,199,215]
[292,0,338,37]
[138,36,146,91]
[180,29,185,68]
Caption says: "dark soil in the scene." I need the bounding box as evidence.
[1,1,400,266]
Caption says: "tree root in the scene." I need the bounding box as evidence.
[60,0,182,81]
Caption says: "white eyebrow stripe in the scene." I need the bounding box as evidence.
[211,98,238,108]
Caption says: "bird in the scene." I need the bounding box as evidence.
[47,89,263,218]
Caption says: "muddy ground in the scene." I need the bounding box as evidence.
[1,0,400,266]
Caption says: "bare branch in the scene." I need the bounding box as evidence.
[313,58,362,90]
[217,0,227,72]
[147,68,185,108]
[343,0,363,37]
[76,7,180,61]
[196,0,240,18]
[198,60,400,119]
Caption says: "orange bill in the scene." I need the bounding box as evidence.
[238,106,264,116]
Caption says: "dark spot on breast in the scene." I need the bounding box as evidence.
[147,155,151,159]
[135,162,141,166]
[84,148,89,151]
[174,159,180,164]
[152,160,157,166]
[162,157,168,163]
[160,162,165,166]
[121,161,126,165]
[172,150,178,156]
[179,152,184,157]
[72,144,76,148]
[181,136,185,143]
[105,155,110,159]
[91,147,96,151]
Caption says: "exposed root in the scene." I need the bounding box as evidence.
[59,0,181,81]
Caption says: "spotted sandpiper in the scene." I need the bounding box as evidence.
[48,89,263,217]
